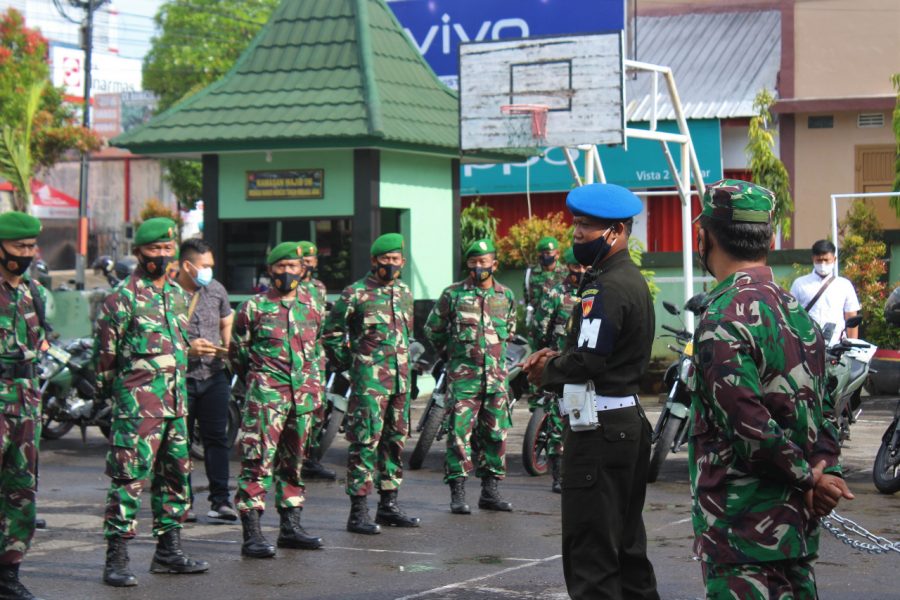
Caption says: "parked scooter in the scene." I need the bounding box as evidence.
[408,335,531,470]
[873,289,900,493]
[647,294,706,483]
[821,316,875,445]
[522,391,557,476]
[39,338,110,441]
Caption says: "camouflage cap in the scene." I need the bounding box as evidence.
[371,233,404,257]
[267,241,302,265]
[0,211,41,240]
[465,238,496,258]
[562,247,578,265]
[536,236,560,252]
[697,179,775,224]
[298,240,318,257]
[134,217,177,246]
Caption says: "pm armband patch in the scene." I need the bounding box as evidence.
[578,318,602,349]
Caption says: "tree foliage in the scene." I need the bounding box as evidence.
[0,8,100,206]
[496,212,571,269]
[0,82,44,210]
[459,199,498,257]
[747,88,793,239]
[142,0,279,210]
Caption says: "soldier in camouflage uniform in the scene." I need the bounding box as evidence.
[230,241,324,558]
[689,180,854,599]
[95,218,208,587]
[530,247,585,494]
[425,238,517,515]
[322,233,420,534]
[524,236,567,337]
[297,241,337,481]
[0,212,46,600]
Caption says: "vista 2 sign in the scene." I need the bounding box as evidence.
[387,0,625,88]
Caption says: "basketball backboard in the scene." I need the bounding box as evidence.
[459,32,625,153]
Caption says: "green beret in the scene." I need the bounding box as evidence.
[562,247,578,265]
[267,241,302,265]
[134,217,177,246]
[0,211,41,240]
[465,238,496,258]
[298,241,318,257]
[371,233,404,257]
[698,179,775,224]
[536,236,560,252]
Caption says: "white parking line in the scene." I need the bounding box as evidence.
[328,546,438,556]
[393,554,563,600]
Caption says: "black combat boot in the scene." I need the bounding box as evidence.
[0,564,43,599]
[449,478,470,514]
[301,459,337,481]
[478,476,513,512]
[240,510,276,558]
[102,536,137,587]
[375,490,421,527]
[277,507,323,549]
[549,456,562,494]
[346,495,381,535]
[149,529,210,574]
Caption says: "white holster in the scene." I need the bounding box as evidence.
[561,380,599,431]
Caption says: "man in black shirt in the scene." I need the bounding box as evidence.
[524,183,659,600]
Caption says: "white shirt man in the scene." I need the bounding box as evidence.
[790,241,860,346]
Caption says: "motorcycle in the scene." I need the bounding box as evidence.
[647,294,707,483]
[313,340,427,461]
[522,391,557,476]
[39,338,111,441]
[408,335,531,470]
[874,288,900,494]
[821,316,874,446]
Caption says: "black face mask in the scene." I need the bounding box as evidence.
[272,271,302,294]
[304,267,317,280]
[374,263,401,282]
[0,246,32,276]
[138,252,173,277]
[572,229,614,267]
[539,254,555,267]
[470,266,493,284]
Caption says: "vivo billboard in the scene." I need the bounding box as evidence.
[387,0,625,88]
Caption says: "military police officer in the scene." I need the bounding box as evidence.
[230,241,324,557]
[689,180,853,599]
[297,241,337,481]
[523,184,659,600]
[322,233,420,534]
[425,238,517,515]
[531,246,585,493]
[95,217,208,587]
[0,211,47,600]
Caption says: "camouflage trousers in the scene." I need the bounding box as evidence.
[304,398,326,459]
[701,558,818,600]
[444,391,511,483]
[546,398,565,458]
[0,412,39,565]
[235,399,312,512]
[345,393,409,497]
[104,417,190,539]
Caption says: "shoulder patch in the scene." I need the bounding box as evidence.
[581,295,595,316]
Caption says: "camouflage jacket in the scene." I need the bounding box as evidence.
[526,263,567,310]
[687,266,842,564]
[93,271,190,419]
[301,278,327,401]
[531,278,579,352]
[322,274,413,396]
[425,279,516,396]
[230,286,321,413]
[0,276,47,417]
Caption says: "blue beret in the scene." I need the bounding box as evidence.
[566,184,642,220]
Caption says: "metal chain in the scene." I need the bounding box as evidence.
[821,510,900,555]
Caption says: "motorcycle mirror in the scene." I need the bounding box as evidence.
[685,293,708,315]
[663,301,679,316]
[845,316,863,329]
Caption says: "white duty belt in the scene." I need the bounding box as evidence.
[561,383,638,431]
[594,395,636,412]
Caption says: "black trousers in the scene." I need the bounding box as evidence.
[561,404,659,600]
[187,370,232,506]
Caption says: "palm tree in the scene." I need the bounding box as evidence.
[0,81,45,211]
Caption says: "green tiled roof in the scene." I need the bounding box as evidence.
[112,0,461,156]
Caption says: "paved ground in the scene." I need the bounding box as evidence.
[25,394,900,599]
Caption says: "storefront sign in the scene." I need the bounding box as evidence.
[93,92,158,138]
[246,170,324,200]
[461,119,723,194]
[50,44,143,99]
[388,0,625,88]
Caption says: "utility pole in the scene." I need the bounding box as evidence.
[61,0,109,290]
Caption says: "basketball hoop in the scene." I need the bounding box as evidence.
[501,104,550,141]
